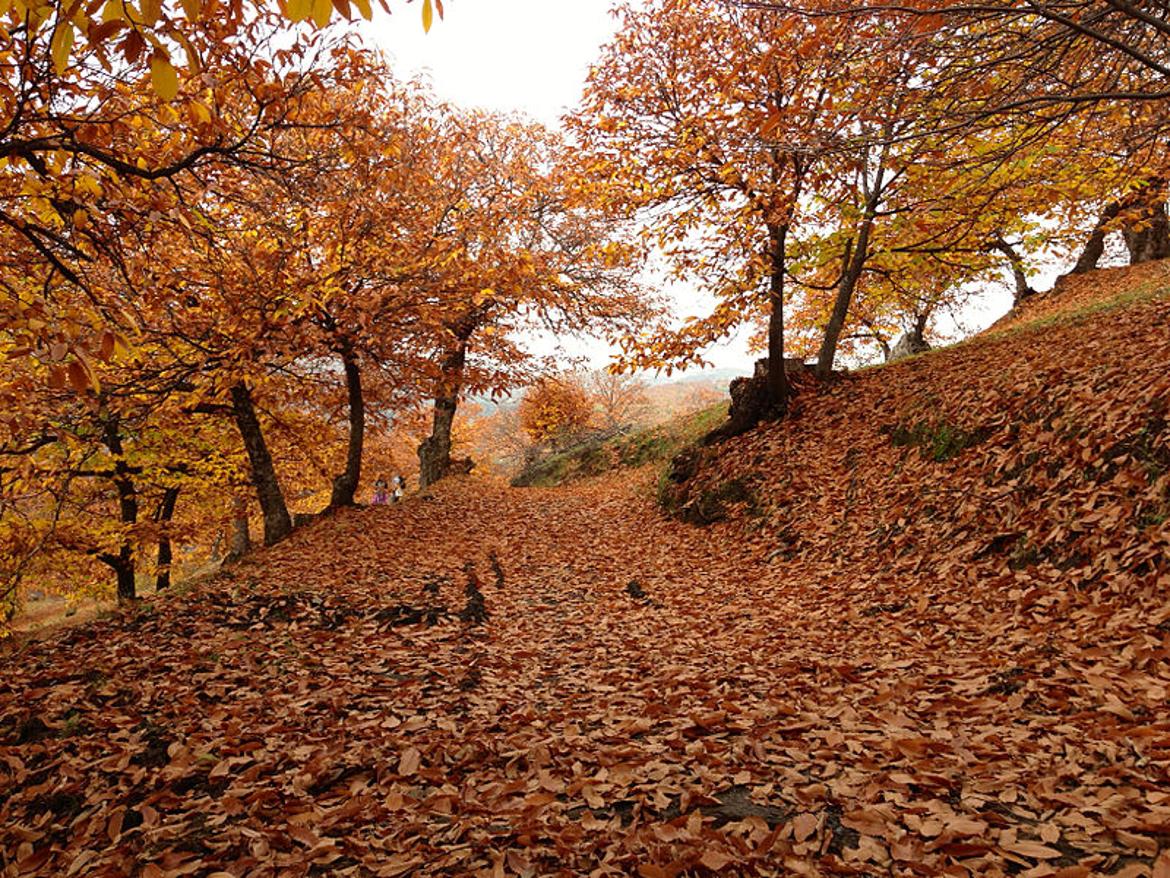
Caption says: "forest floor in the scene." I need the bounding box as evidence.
[2,262,1170,878]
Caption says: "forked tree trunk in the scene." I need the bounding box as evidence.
[418,341,468,489]
[1070,182,1170,276]
[329,345,365,508]
[1123,196,1170,264]
[154,486,180,590]
[101,548,136,604]
[764,222,790,415]
[98,415,139,602]
[230,383,292,545]
[913,311,928,346]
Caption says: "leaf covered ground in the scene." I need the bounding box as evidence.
[3,265,1170,878]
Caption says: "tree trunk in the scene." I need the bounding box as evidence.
[98,551,136,604]
[1123,194,1170,264]
[418,337,470,489]
[225,497,251,562]
[913,311,928,345]
[229,383,292,545]
[99,415,138,603]
[154,486,180,590]
[329,345,365,508]
[764,222,790,415]
[1070,200,1122,275]
[991,236,1036,304]
[817,215,875,378]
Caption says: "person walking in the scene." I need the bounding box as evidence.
[372,478,389,505]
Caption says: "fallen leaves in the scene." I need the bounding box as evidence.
[2,267,1170,875]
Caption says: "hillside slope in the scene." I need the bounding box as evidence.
[1,263,1169,877]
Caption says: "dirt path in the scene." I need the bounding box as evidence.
[2,474,1168,877]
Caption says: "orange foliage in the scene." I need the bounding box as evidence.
[518,376,594,448]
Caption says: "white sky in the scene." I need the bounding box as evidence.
[368,0,624,128]
[361,3,1020,375]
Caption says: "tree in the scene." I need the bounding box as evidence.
[0,42,397,599]
[519,376,595,449]
[576,0,885,413]
[586,370,651,430]
[1,0,439,389]
[409,110,653,487]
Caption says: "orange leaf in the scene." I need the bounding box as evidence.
[67,361,89,393]
[699,850,733,871]
[1002,841,1063,859]
[398,747,420,776]
[792,812,817,842]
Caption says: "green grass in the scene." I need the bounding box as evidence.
[990,279,1170,339]
[512,402,728,489]
[886,418,996,462]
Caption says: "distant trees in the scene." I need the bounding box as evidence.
[519,377,595,449]
[586,371,652,431]
[408,113,654,487]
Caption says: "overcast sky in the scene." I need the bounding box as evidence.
[369,0,623,128]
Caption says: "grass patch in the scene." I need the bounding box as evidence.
[885,419,995,462]
[513,402,728,489]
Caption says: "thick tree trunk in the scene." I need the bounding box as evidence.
[1123,194,1170,264]
[991,236,1036,304]
[1070,200,1123,275]
[99,415,139,603]
[229,383,292,546]
[817,215,874,378]
[154,486,180,590]
[418,341,467,489]
[764,223,790,415]
[225,497,251,562]
[329,346,365,508]
[419,394,458,489]
[98,552,136,604]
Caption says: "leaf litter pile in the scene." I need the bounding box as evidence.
[3,265,1170,877]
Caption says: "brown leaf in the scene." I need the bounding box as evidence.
[398,747,420,776]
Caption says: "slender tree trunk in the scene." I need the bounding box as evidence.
[154,486,180,590]
[817,215,875,378]
[1070,200,1123,275]
[764,222,790,415]
[989,236,1036,304]
[418,341,468,489]
[229,383,292,545]
[329,345,365,508]
[99,415,138,602]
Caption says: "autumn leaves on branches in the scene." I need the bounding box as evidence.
[0,6,652,611]
[573,0,1170,415]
